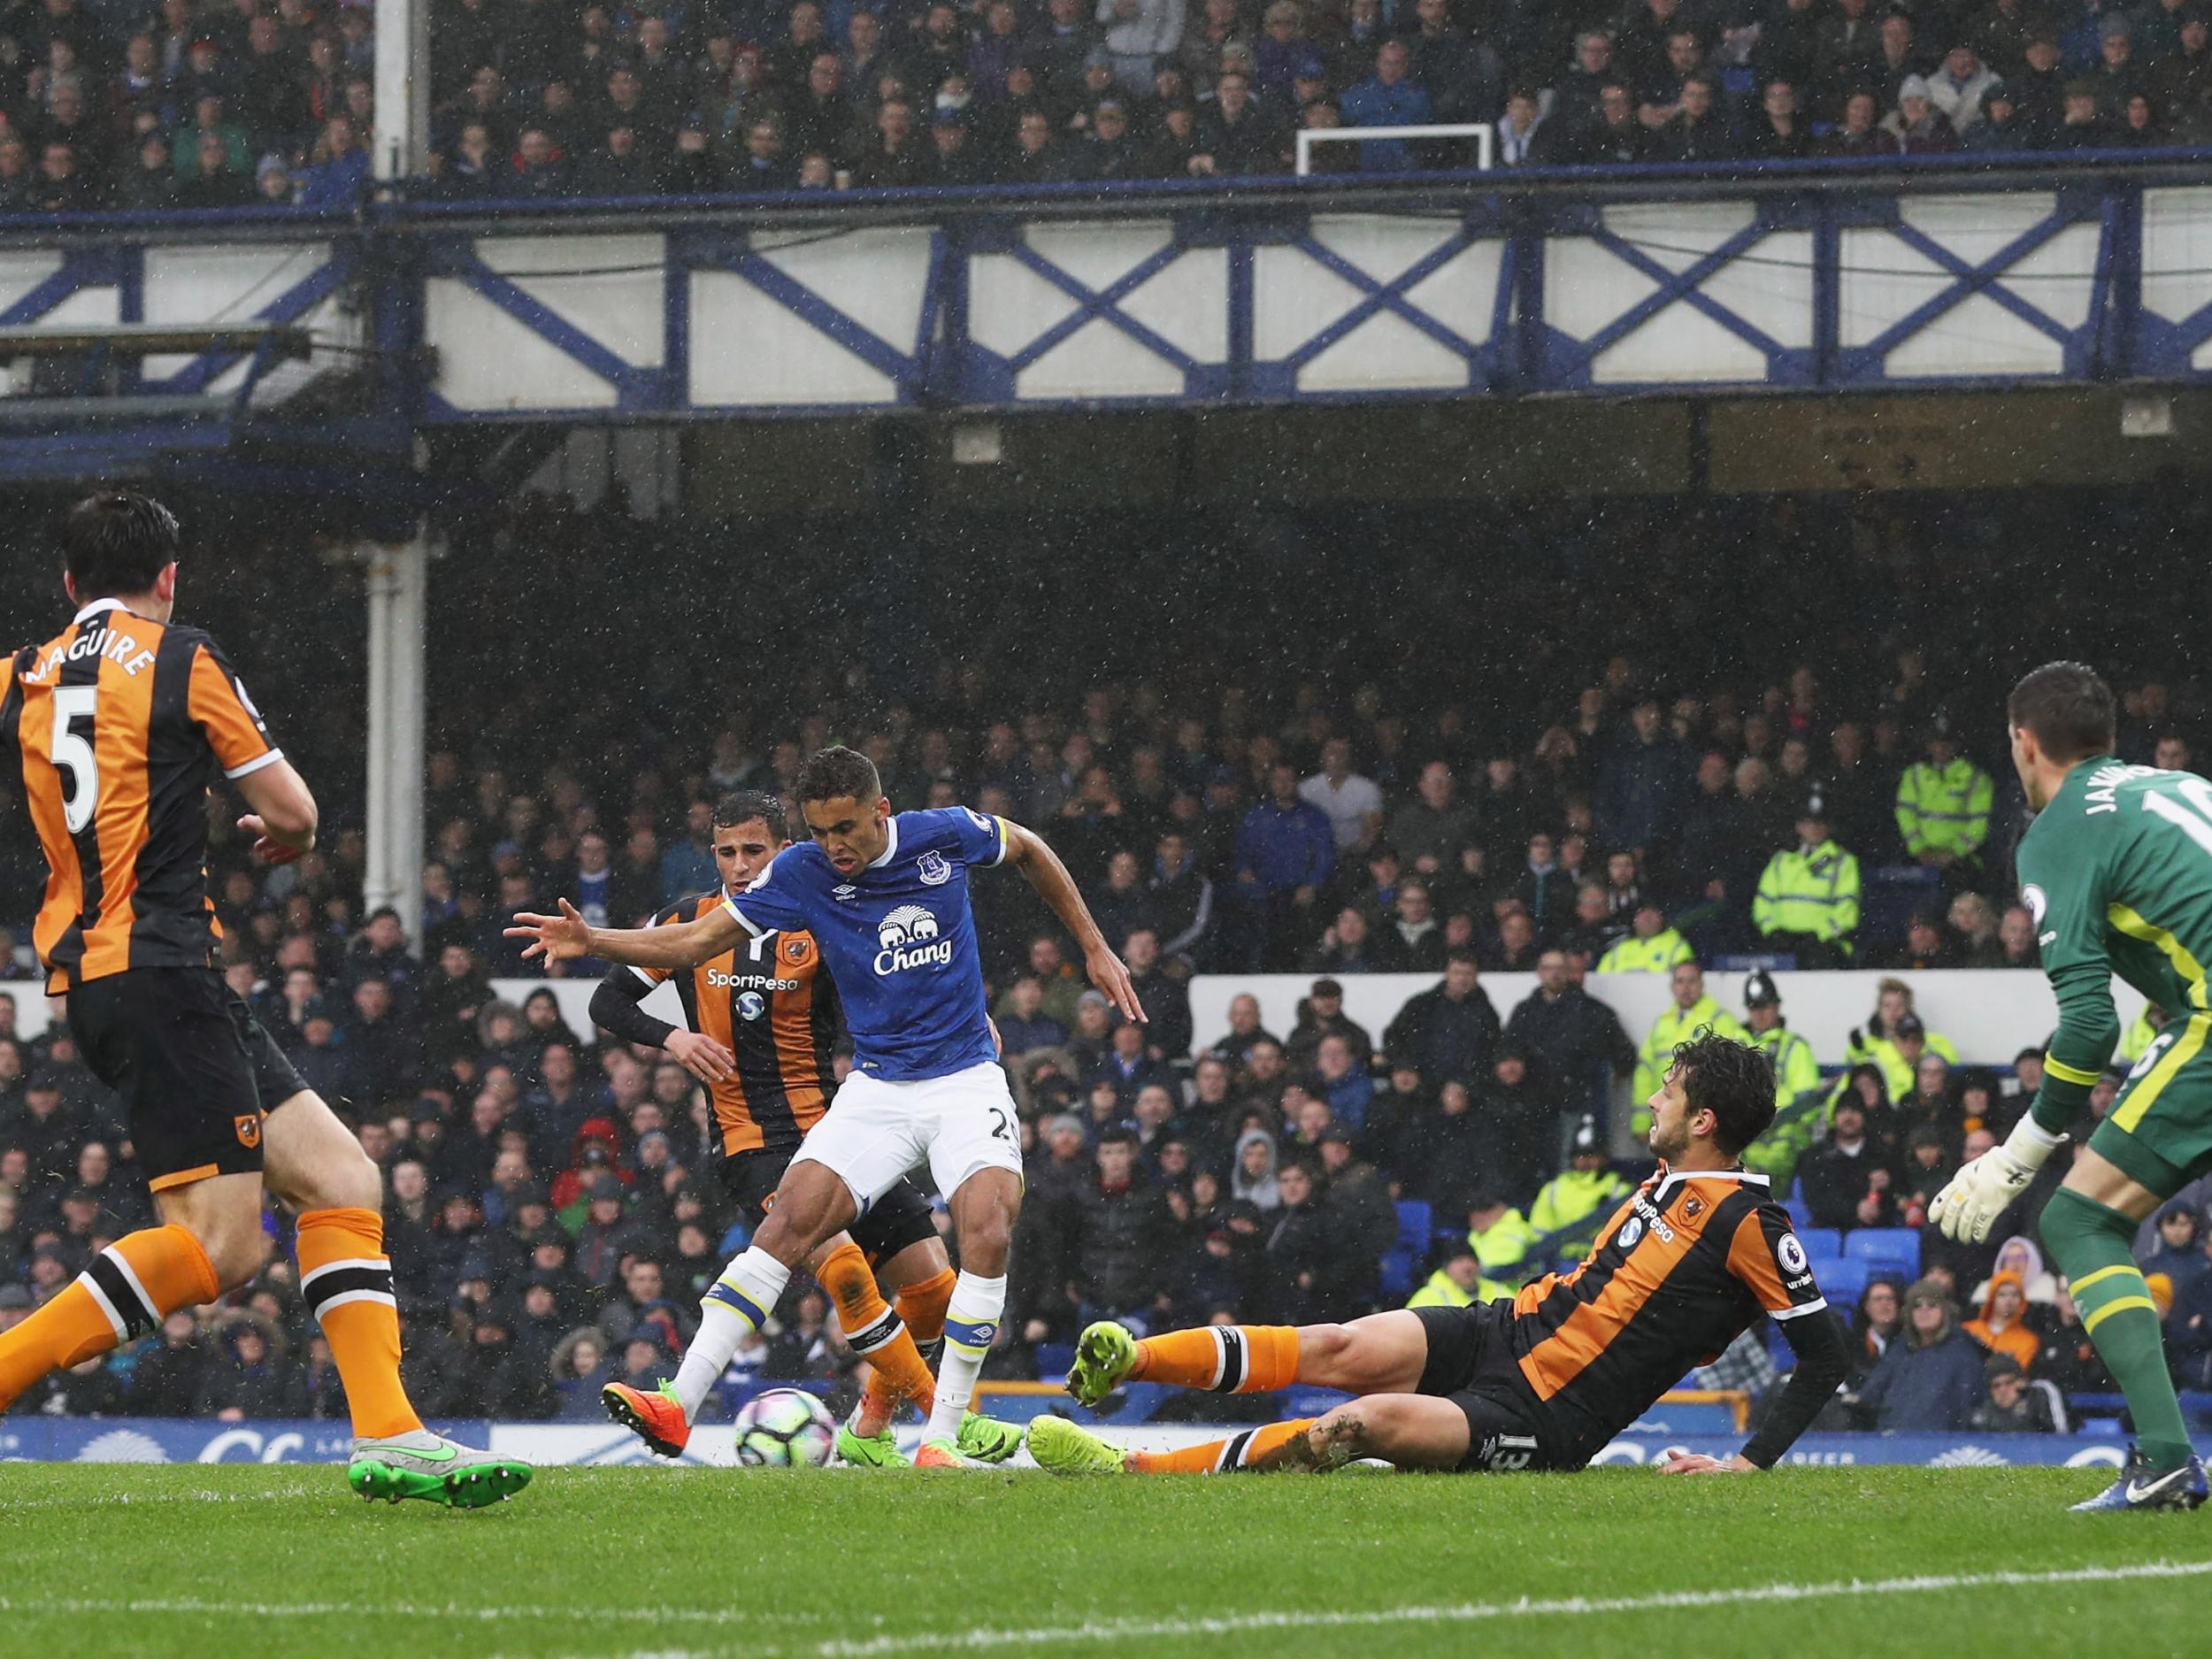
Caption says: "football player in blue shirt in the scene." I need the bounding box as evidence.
[509,745,1142,1467]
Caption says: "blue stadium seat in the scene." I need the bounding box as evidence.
[1815,1256,1872,1304]
[1035,1343,1075,1380]
[1783,1178,1812,1230]
[1394,1200,1433,1256]
[1843,1229,1923,1274]
[1379,1248,1415,1302]
[1797,1227,1843,1261]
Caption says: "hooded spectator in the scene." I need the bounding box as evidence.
[1972,1234,2062,1305]
[1962,1268,2041,1372]
[1229,1125,1282,1210]
[550,1116,628,1212]
[1881,74,1959,150]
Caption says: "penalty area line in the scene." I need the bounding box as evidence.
[0,1595,829,1631]
[801,1559,2212,1657]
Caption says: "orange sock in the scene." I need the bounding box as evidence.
[0,1224,218,1409]
[1132,1325,1302,1394]
[818,1241,937,1423]
[858,1263,959,1429]
[896,1266,956,1346]
[1130,1418,1317,1474]
[296,1208,421,1440]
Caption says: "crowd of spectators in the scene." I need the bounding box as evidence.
[2,482,2210,1429]
[3,0,2209,215]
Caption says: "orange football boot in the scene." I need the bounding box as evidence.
[603,1379,691,1458]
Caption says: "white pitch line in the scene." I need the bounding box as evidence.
[0,1488,325,1513]
[14,1560,2211,1657]
[0,1595,826,1630]
[805,1560,2212,1657]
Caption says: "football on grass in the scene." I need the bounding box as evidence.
[733,1388,838,1467]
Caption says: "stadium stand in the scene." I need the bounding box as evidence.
[2,0,2210,216]
[5,482,2212,1436]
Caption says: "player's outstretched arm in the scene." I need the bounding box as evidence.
[507,898,745,972]
[1002,820,1146,1023]
[1661,1310,1850,1476]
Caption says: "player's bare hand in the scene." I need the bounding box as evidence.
[504,899,593,964]
[237,814,305,865]
[1086,943,1146,1023]
[988,1015,1004,1058]
[1656,1449,1755,1475]
[664,1029,735,1084]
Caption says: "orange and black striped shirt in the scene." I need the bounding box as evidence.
[0,599,279,992]
[1504,1165,1827,1463]
[636,894,840,1157]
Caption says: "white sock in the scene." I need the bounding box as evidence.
[924,1271,1005,1444]
[672,1246,791,1421]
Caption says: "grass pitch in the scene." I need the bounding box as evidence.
[1,1463,2206,1659]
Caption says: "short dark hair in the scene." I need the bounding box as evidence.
[61,491,180,597]
[795,744,881,806]
[1671,1027,1775,1157]
[712,789,788,841]
[2008,662,2116,764]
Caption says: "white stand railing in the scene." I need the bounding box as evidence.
[1296,123,1494,176]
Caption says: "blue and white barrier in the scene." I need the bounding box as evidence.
[1,1418,2196,1470]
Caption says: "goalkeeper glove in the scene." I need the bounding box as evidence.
[1928,1117,2064,1245]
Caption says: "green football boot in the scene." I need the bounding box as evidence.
[348,1432,533,1509]
[835,1423,910,1468]
[956,1411,1024,1464]
[1025,1415,1129,1476]
[1066,1320,1140,1408]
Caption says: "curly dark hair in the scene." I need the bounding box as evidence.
[795,744,881,807]
[712,789,788,841]
[1671,1026,1776,1157]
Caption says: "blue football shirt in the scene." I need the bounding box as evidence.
[721,806,1008,1082]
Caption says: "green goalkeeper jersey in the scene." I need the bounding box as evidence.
[2016,756,2212,1133]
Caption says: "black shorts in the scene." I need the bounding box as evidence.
[1412,1301,1567,1473]
[66,967,310,1194]
[718,1148,940,1267]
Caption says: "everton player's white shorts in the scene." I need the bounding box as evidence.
[791,1060,1025,1210]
